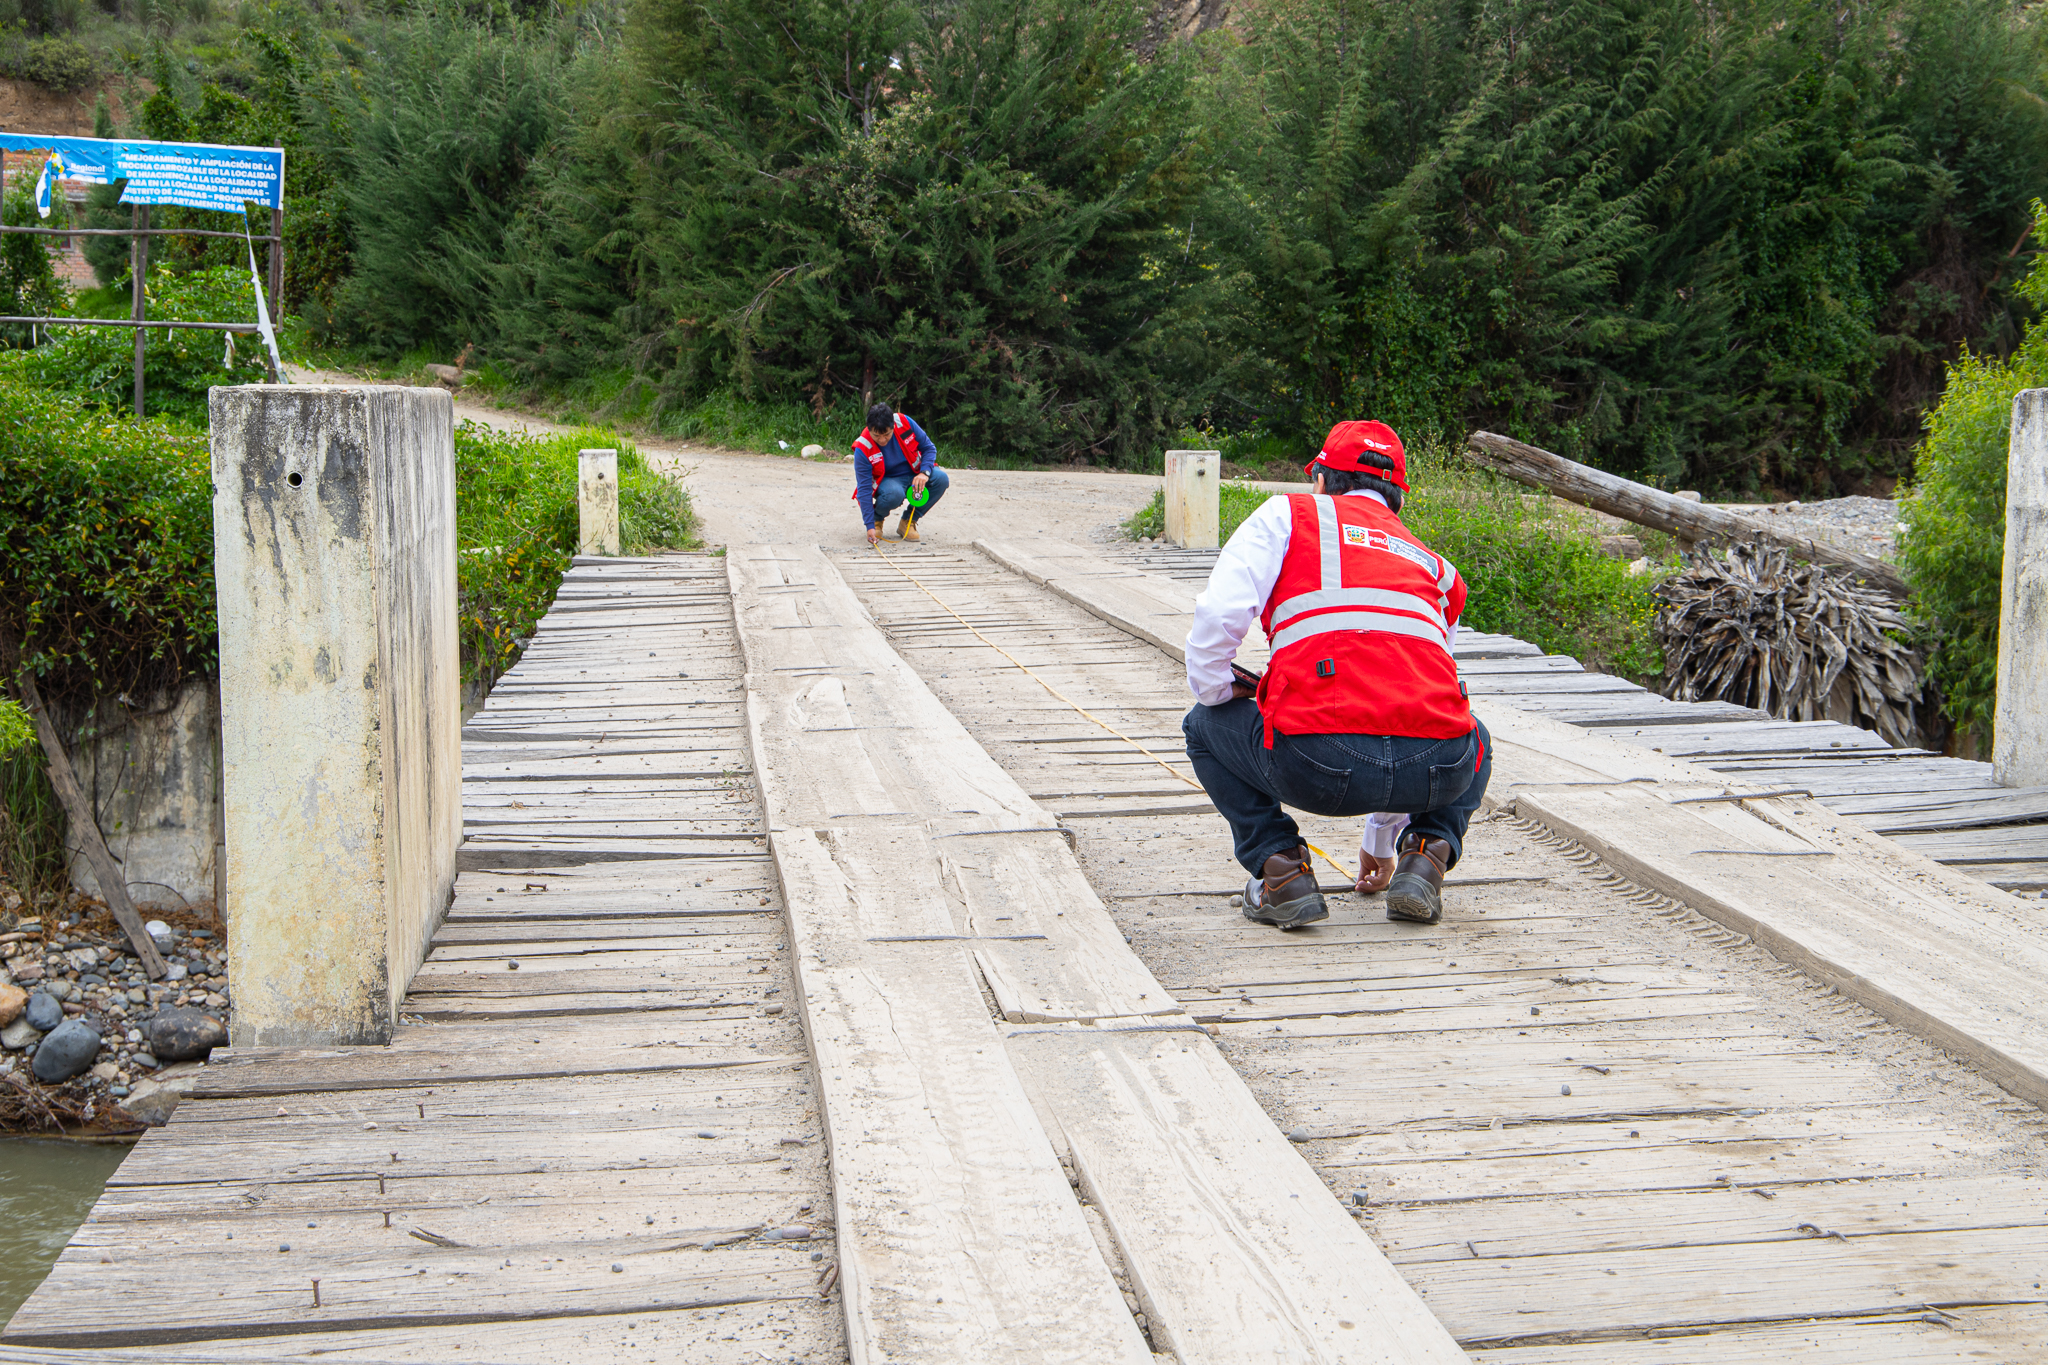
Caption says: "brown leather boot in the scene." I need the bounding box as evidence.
[1242,846,1328,929]
[1386,834,1449,924]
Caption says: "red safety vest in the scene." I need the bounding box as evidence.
[1256,493,1470,744]
[851,415,922,498]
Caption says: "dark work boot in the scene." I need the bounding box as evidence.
[1386,834,1450,924]
[1242,846,1328,929]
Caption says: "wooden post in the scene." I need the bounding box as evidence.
[1995,390,2048,787]
[578,448,620,556]
[7,668,167,979]
[131,204,148,418]
[268,205,284,330]
[1164,449,1221,549]
[211,385,461,1045]
[1465,431,1910,596]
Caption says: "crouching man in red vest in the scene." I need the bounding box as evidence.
[1182,420,1491,929]
[854,402,949,545]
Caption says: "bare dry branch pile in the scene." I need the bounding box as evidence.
[1654,544,1926,749]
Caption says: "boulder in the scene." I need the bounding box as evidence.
[144,920,174,954]
[1,1017,42,1050]
[146,1007,228,1062]
[1599,534,1645,560]
[0,983,25,1026]
[800,444,825,459]
[32,1019,100,1082]
[423,363,464,388]
[23,992,61,1032]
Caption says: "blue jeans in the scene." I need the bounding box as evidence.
[874,467,949,524]
[1182,699,1492,876]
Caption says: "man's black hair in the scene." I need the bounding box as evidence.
[866,402,895,432]
[1313,460,1404,513]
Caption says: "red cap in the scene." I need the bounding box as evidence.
[1308,420,1407,490]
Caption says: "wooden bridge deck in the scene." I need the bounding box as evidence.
[7,539,2048,1362]
[1,555,841,1363]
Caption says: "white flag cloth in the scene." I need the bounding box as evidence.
[34,154,63,219]
[241,221,285,378]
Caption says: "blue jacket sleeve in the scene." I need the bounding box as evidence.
[854,446,877,528]
[905,417,937,475]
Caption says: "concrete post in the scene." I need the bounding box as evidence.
[1995,390,2048,786]
[579,448,620,556]
[1164,449,1221,549]
[210,386,461,1045]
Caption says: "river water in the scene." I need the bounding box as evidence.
[0,1140,127,1322]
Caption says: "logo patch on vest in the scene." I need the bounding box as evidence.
[1342,524,1438,571]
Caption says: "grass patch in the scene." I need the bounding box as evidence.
[455,422,698,689]
[1121,447,1668,679]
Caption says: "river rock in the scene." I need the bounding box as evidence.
[32,1019,100,1081]
[120,1084,180,1127]
[144,920,174,954]
[1,1017,42,1050]
[146,1008,227,1062]
[43,979,73,1004]
[0,983,25,1026]
[12,960,41,983]
[23,992,61,1032]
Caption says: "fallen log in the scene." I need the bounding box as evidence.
[1465,431,1911,597]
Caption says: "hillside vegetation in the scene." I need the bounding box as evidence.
[6,0,2045,495]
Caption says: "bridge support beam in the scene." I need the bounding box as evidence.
[210,386,461,1046]
[1163,449,1220,549]
[1997,390,2048,786]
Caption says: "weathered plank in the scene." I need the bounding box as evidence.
[1515,782,2048,1109]
[766,829,1155,1364]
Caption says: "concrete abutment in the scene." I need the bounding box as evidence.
[209,385,461,1046]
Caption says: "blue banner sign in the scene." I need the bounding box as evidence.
[0,133,283,213]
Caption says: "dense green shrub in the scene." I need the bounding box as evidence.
[17,34,92,89]
[0,265,273,422]
[1897,201,2048,750]
[332,11,564,354]
[0,378,217,713]
[454,421,697,687]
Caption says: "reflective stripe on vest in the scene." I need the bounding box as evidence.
[854,415,920,487]
[1270,495,1454,659]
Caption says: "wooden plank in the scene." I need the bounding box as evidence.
[1514,783,2048,1109]
[766,828,1154,1365]
[0,1298,841,1363]
[1889,823,2048,861]
[1461,1308,2048,1364]
[1009,1028,1467,1364]
[4,1242,814,1348]
[1406,1224,2048,1344]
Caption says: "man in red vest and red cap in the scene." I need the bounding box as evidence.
[1182,419,1491,929]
